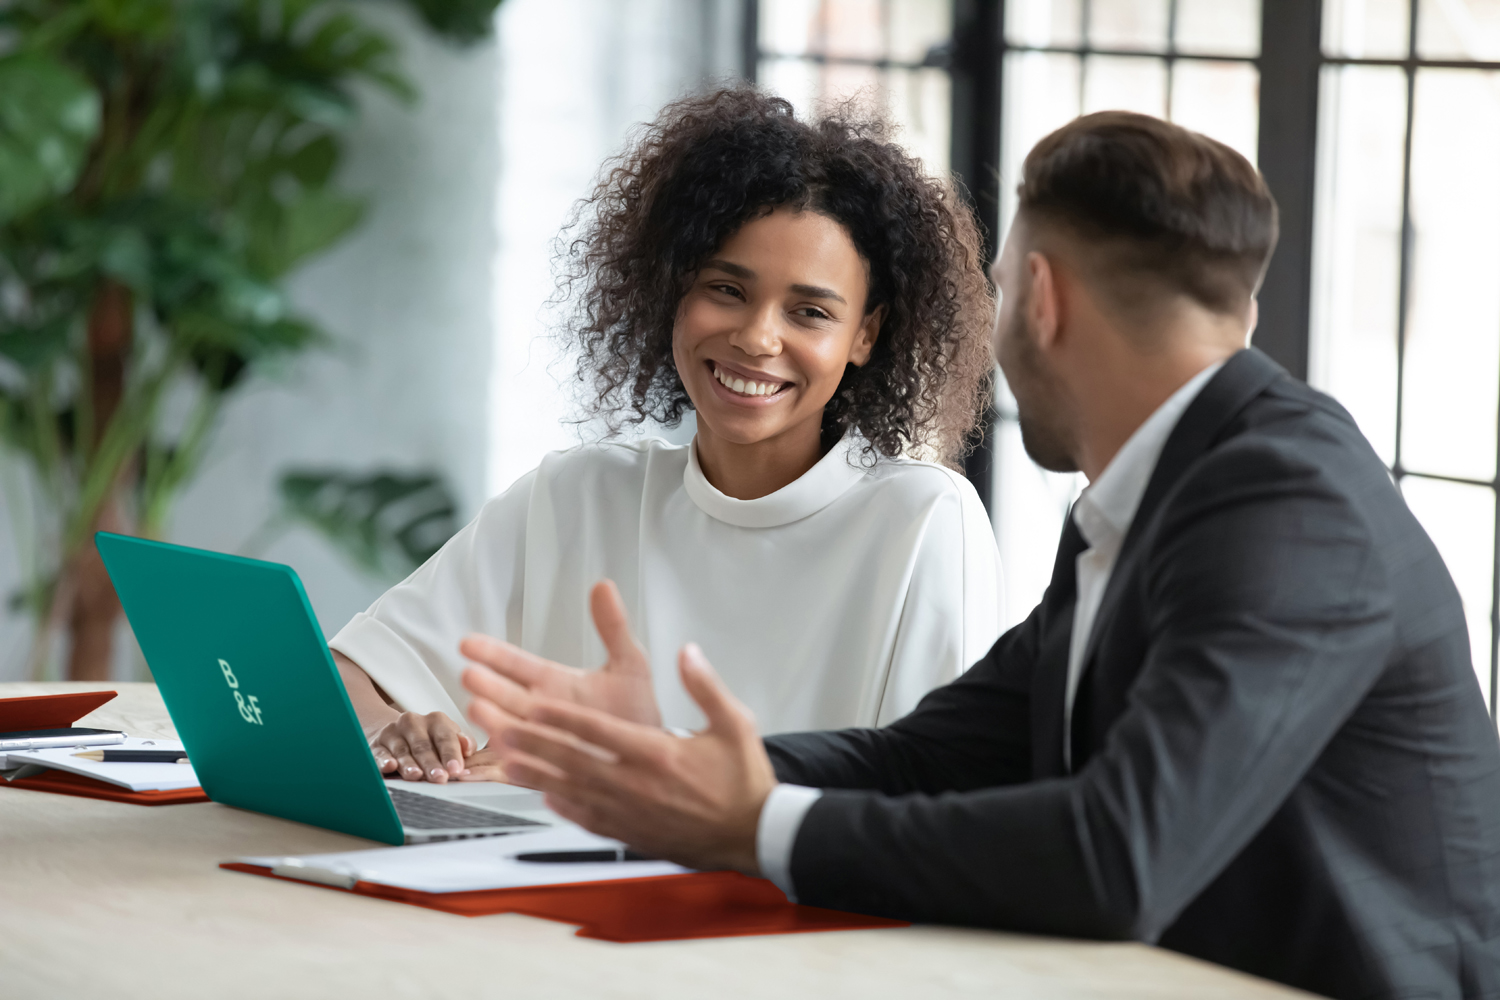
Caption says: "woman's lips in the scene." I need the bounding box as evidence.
[710,361,790,399]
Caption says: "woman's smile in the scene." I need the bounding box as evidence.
[709,361,792,402]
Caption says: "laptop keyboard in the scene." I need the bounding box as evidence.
[388,786,546,831]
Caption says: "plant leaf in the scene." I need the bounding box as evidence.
[278,469,458,576]
[402,0,506,44]
[260,188,366,276]
[0,317,72,370]
[0,53,100,224]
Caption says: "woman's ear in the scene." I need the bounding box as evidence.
[848,304,884,367]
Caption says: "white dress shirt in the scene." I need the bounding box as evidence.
[331,430,1002,741]
[757,362,1224,899]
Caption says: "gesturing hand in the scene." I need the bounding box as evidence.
[459,579,662,730]
[477,643,777,875]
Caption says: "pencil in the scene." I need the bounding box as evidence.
[72,749,189,763]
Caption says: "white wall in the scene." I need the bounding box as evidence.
[489,0,741,493]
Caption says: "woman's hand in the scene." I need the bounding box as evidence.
[333,650,476,783]
[460,579,663,729]
[367,711,475,784]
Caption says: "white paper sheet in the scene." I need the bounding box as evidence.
[238,826,692,894]
[1,737,200,791]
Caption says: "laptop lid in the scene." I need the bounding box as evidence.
[96,532,405,845]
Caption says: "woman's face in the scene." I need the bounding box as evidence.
[673,207,882,452]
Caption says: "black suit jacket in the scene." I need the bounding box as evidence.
[766,349,1500,999]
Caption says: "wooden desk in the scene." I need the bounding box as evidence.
[0,683,1314,999]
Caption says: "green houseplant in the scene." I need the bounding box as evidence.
[0,0,501,679]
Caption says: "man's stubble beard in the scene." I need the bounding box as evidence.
[1000,307,1079,475]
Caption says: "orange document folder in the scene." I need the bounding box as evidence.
[0,690,209,806]
[220,864,907,942]
[0,688,119,730]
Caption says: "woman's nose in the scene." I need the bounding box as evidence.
[730,304,781,356]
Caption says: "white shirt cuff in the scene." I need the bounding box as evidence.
[755,783,823,901]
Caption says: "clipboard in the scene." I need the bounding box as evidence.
[220,863,907,942]
[0,691,209,805]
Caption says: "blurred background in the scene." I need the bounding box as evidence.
[2,0,1498,731]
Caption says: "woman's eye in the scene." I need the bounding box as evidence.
[795,306,832,320]
[709,283,744,299]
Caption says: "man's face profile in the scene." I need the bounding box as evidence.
[991,222,1078,474]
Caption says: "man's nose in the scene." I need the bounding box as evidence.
[730,303,781,356]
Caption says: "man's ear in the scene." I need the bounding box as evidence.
[848,304,884,367]
[1027,252,1061,352]
[1245,298,1259,345]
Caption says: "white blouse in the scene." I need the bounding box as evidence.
[329,433,1002,739]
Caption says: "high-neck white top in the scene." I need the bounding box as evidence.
[329,432,1002,740]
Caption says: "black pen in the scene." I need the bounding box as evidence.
[513,849,656,863]
[72,749,189,763]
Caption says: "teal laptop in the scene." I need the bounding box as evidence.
[96,532,552,845]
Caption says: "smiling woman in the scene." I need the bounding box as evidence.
[324,88,1003,786]
[678,209,883,502]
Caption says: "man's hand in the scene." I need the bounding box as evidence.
[459,579,662,729]
[455,745,508,782]
[474,643,777,875]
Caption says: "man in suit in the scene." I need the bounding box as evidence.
[458,112,1500,999]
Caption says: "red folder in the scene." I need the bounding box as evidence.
[220,864,907,942]
[0,689,119,730]
[0,690,210,806]
[4,767,210,805]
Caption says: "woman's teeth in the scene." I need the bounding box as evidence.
[714,364,782,397]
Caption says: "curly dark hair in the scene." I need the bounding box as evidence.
[556,87,995,466]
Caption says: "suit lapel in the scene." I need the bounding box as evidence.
[1072,349,1287,692]
[1030,515,1087,779]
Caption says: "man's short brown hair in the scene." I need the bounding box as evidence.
[1017,111,1278,318]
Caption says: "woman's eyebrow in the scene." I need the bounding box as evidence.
[702,259,846,305]
[703,259,753,278]
[789,283,846,304]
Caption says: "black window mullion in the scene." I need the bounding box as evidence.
[1491,365,1500,716]
[741,0,759,83]
[950,0,1005,513]
[1490,373,1500,719]
[1165,0,1180,120]
[1392,0,1419,481]
[1253,0,1323,382]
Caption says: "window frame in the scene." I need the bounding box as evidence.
[745,0,1500,721]
[1316,1,1500,718]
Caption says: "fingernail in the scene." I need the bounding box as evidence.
[430,768,446,780]
[447,760,463,773]
[461,768,472,776]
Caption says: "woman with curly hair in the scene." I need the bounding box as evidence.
[328,88,1001,784]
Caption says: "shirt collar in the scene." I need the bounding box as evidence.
[1073,361,1224,550]
[683,429,869,528]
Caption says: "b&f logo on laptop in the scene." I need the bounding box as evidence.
[218,659,264,725]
